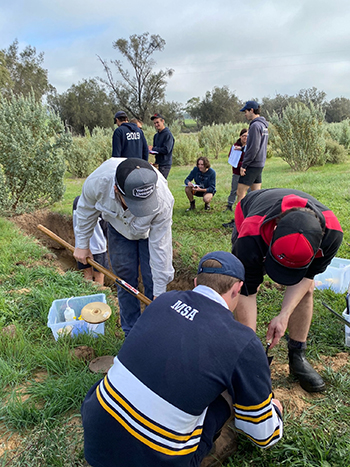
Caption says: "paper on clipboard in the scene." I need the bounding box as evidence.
[228,147,242,168]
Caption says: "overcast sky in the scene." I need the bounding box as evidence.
[2,0,350,105]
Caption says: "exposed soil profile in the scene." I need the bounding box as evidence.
[9,209,193,290]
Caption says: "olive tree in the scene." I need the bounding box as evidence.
[269,103,326,171]
[0,92,71,214]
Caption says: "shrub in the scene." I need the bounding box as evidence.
[172,134,201,166]
[0,92,71,215]
[198,124,230,159]
[269,102,326,171]
[66,126,112,178]
[325,138,348,164]
[141,124,155,147]
[326,120,350,150]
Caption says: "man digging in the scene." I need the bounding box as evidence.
[81,251,283,467]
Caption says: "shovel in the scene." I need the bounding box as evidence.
[37,224,152,306]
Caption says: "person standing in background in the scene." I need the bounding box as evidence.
[112,111,148,160]
[236,101,268,203]
[148,113,174,179]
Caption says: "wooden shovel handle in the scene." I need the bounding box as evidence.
[37,224,152,306]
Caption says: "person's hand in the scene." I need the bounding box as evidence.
[240,167,246,176]
[234,145,242,150]
[74,248,93,265]
[266,314,289,349]
[187,182,194,188]
[148,145,153,151]
[272,398,283,415]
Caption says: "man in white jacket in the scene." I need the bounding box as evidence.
[74,158,174,336]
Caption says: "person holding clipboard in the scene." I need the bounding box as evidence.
[222,129,248,227]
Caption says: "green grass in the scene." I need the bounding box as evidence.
[1,153,350,466]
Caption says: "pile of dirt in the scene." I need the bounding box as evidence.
[11,210,76,271]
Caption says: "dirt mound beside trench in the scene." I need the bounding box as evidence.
[11,209,77,271]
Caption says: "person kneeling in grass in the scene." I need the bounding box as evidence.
[184,156,216,211]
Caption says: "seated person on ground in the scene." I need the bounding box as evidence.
[184,156,216,211]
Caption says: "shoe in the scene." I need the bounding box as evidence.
[222,219,235,229]
[186,201,196,212]
[224,205,233,212]
[200,424,238,467]
[204,203,211,211]
[288,348,325,392]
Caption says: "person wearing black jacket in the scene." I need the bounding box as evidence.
[112,111,148,160]
[231,188,343,393]
[149,113,174,179]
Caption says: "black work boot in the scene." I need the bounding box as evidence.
[204,203,211,211]
[288,348,325,392]
[186,200,196,212]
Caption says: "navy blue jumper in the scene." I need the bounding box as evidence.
[185,167,216,194]
[152,127,174,167]
[112,122,149,160]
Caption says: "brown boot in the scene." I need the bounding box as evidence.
[200,424,238,467]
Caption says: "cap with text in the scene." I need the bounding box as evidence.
[115,158,159,217]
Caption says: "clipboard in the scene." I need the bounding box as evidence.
[228,147,242,168]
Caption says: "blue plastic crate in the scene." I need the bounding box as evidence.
[47,294,106,340]
[314,257,350,293]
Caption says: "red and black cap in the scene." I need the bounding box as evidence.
[151,113,165,120]
[264,211,323,286]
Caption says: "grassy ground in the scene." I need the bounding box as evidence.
[1,153,349,465]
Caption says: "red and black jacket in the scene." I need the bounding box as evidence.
[232,189,343,295]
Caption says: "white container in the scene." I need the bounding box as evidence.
[47,294,107,341]
[314,257,350,293]
[342,309,350,347]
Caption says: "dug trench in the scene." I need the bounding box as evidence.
[6,210,350,451]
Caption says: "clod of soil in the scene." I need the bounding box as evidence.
[89,356,115,374]
[1,324,17,338]
[71,346,96,362]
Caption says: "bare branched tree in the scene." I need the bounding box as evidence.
[98,32,174,121]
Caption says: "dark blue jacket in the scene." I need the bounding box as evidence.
[185,167,216,194]
[152,127,174,167]
[112,122,148,160]
[242,117,268,169]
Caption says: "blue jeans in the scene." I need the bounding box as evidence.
[108,224,153,336]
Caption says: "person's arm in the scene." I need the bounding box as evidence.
[148,187,175,297]
[204,170,216,194]
[73,183,101,264]
[141,132,149,161]
[112,128,122,158]
[232,338,283,448]
[152,132,174,155]
[184,168,196,187]
[266,277,314,348]
[241,125,260,169]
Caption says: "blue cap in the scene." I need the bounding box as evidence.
[240,100,259,112]
[197,251,245,281]
[114,111,128,119]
